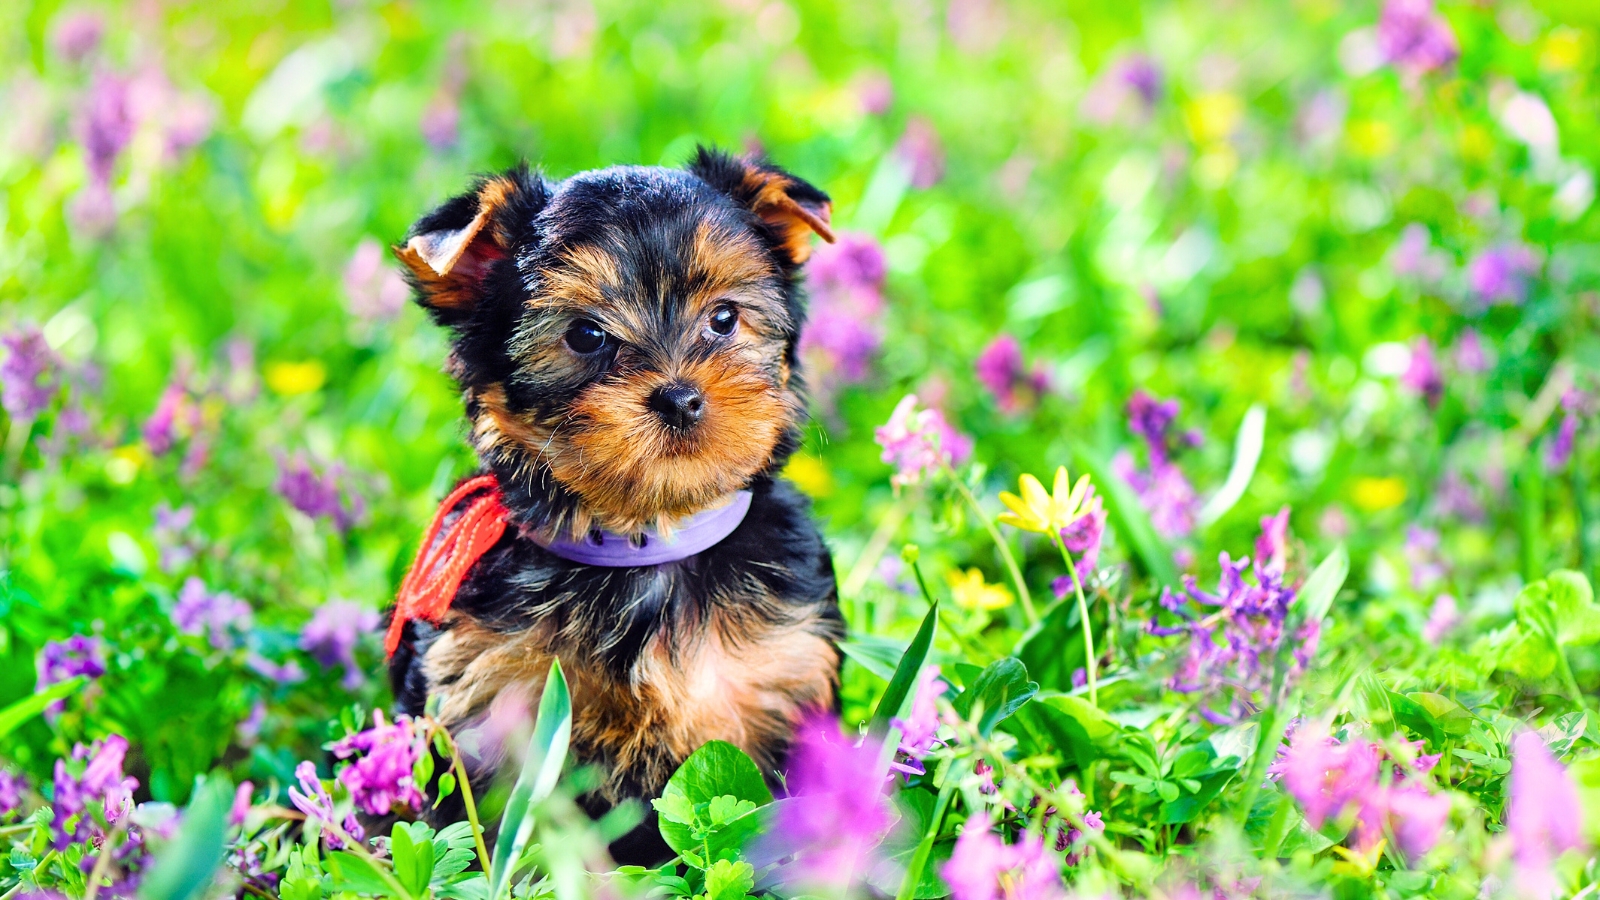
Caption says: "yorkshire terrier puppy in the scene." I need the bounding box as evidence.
[385,149,844,862]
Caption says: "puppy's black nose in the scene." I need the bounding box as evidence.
[648,382,705,431]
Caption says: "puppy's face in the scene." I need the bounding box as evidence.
[397,149,833,534]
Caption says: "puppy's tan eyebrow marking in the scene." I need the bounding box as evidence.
[535,244,623,307]
[687,221,775,301]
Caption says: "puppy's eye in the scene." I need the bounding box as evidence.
[564,320,609,354]
[707,304,739,337]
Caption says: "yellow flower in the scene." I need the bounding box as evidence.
[783,453,833,498]
[265,360,326,396]
[1352,476,1406,512]
[948,568,1013,612]
[997,466,1095,534]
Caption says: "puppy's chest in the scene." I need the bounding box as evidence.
[421,578,838,798]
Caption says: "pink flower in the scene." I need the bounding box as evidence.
[890,666,946,777]
[942,816,1064,900]
[1508,731,1584,895]
[343,239,410,320]
[230,781,254,827]
[1387,782,1451,858]
[1422,594,1459,643]
[287,761,363,849]
[874,394,973,488]
[763,715,893,891]
[1278,726,1451,857]
[50,11,104,63]
[1400,337,1443,408]
[1376,0,1458,77]
[894,118,945,189]
[1,326,59,420]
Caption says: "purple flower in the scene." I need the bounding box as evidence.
[51,11,104,62]
[246,652,306,684]
[1401,337,1444,408]
[153,502,198,572]
[890,666,946,777]
[801,234,887,387]
[1403,526,1447,592]
[1508,731,1585,894]
[36,634,107,714]
[0,770,28,820]
[1467,244,1539,307]
[172,577,252,650]
[1546,391,1583,472]
[1421,594,1459,643]
[1127,391,1182,465]
[51,735,138,851]
[1,326,59,420]
[276,454,363,531]
[894,117,945,189]
[942,816,1064,900]
[1082,53,1163,124]
[1113,450,1198,543]
[974,335,1050,414]
[1051,497,1108,594]
[301,600,381,690]
[1376,0,1459,77]
[344,239,410,320]
[331,711,427,817]
[287,761,362,850]
[78,71,134,187]
[1155,513,1315,723]
[874,394,973,488]
[421,92,461,150]
[237,701,267,744]
[763,714,893,891]
[1433,470,1483,523]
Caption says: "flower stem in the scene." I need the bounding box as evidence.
[840,496,911,600]
[948,474,1036,625]
[431,718,494,872]
[1050,532,1097,706]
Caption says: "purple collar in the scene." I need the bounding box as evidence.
[528,490,752,567]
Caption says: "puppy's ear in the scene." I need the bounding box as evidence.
[395,165,549,316]
[688,146,835,265]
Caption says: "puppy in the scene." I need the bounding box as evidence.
[385,149,844,862]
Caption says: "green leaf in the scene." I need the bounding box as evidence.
[392,822,434,896]
[1385,690,1442,746]
[1519,570,1600,647]
[1294,544,1349,627]
[0,677,85,739]
[838,637,906,681]
[656,741,771,857]
[1074,445,1179,588]
[868,601,939,740]
[326,852,398,896]
[489,658,573,900]
[137,774,232,900]
[1407,692,1474,738]
[1199,404,1266,526]
[1013,598,1087,694]
[951,657,1038,736]
[702,858,756,900]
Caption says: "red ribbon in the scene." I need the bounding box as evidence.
[385,474,508,657]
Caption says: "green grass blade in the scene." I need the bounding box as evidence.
[0,677,85,740]
[137,774,232,900]
[867,601,939,741]
[1199,404,1266,527]
[488,658,573,900]
[1295,544,1350,626]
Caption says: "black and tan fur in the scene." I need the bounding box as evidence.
[386,149,843,863]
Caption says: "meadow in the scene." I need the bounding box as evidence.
[3,0,1600,897]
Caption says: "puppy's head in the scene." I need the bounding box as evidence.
[397,148,833,535]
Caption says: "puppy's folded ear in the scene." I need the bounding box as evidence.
[395,166,549,318]
[688,147,835,265]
